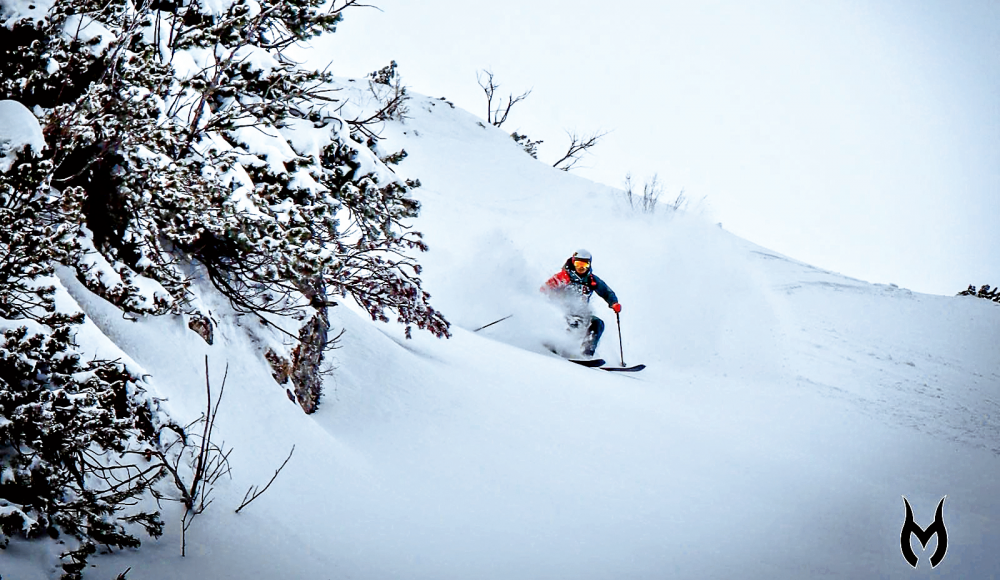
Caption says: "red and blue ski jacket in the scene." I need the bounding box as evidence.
[542,259,618,308]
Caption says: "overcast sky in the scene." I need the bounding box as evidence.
[301,0,999,296]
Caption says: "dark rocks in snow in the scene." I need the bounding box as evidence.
[265,347,293,386]
[188,313,214,345]
[289,306,329,415]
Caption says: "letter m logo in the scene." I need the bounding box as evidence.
[900,496,948,568]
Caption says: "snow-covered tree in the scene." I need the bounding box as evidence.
[1,0,449,409]
[0,102,166,579]
[0,0,451,572]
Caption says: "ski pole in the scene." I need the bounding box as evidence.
[615,311,626,366]
[473,314,513,332]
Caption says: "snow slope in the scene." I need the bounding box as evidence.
[5,87,999,580]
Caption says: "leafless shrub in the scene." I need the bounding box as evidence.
[668,188,707,213]
[552,129,608,172]
[622,172,662,213]
[150,356,233,557]
[668,189,689,212]
[477,69,531,128]
[622,173,704,214]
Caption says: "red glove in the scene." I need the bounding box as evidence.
[612,303,622,313]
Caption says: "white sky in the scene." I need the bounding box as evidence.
[301,0,999,296]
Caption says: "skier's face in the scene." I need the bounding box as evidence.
[573,259,591,275]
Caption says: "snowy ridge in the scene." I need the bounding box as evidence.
[6,86,999,579]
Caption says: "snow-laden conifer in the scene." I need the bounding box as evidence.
[2,0,447,403]
[0,112,166,580]
[2,0,448,337]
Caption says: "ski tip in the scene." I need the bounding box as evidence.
[569,358,606,367]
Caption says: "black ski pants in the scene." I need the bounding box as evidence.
[568,315,605,356]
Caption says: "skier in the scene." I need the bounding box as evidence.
[541,249,622,357]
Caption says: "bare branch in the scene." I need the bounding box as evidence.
[552,129,609,172]
[328,0,380,15]
[476,69,496,124]
[235,445,296,514]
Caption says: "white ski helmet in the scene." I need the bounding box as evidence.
[572,249,593,264]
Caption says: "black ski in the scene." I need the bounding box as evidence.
[569,358,606,368]
[601,364,646,372]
